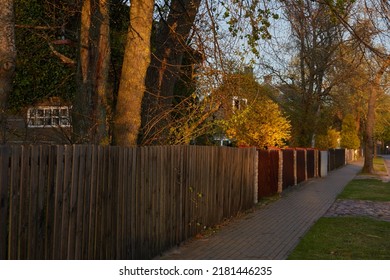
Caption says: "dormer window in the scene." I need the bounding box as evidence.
[27,106,71,128]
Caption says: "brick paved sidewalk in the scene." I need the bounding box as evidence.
[154,160,363,260]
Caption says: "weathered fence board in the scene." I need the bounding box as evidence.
[328,149,346,171]
[307,149,315,178]
[296,149,306,184]
[0,145,349,260]
[257,150,279,197]
[0,145,256,260]
[282,149,295,190]
[0,146,10,260]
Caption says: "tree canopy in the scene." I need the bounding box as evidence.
[0,0,389,174]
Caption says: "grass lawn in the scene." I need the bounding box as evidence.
[337,178,390,201]
[288,217,390,260]
[288,176,390,260]
[373,156,387,174]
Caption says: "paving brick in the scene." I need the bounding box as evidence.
[155,161,363,260]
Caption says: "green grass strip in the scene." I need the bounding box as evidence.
[373,156,387,173]
[337,179,390,201]
[288,217,390,260]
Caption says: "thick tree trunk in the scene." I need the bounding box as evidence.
[140,0,201,145]
[362,57,390,173]
[113,0,154,146]
[362,85,376,173]
[0,0,16,143]
[73,0,111,144]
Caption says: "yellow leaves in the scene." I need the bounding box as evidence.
[316,128,340,150]
[223,97,291,147]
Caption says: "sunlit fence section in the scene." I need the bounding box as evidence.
[0,144,351,259]
[0,145,257,260]
[257,148,348,198]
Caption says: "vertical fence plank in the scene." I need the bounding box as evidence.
[307,149,315,178]
[142,147,150,259]
[44,145,57,259]
[216,147,223,223]
[201,146,210,230]
[180,146,187,242]
[119,147,126,259]
[156,146,166,254]
[282,149,295,190]
[36,146,49,259]
[186,146,195,238]
[0,146,10,260]
[129,147,137,259]
[182,146,191,241]
[109,146,119,259]
[165,146,173,248]
[134,147,142,258]
[97,145,105,259]
[8,146,22,259]
[88,145,98,259]
[172,146,181,246]
[75,145,87,259]
[215,147,224,224]
[258,149,280,198]
[243,148,253,210]
[67,145,79,259]
[81,145,92,259]
[59,145,72,259]
[94,145,104,259]
[296,149,306,184]
[19,145,31,259]
[103,146,112,259]
[52,145,64,259]
[27,145,40,259]
[122,147,131,259]
[149,146,158,258]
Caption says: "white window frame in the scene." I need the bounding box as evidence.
[232,96,248,110]
[27,106,71,128]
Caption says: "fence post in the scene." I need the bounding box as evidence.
[293,149,297,186]
[0,146,10,260]
[304,149,308,181]
[278,150,283,193]
[314,150,319,178]
[320,150,328,177]
[254,149,259,204]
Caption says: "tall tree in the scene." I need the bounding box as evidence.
[73,0,111,144]
[140,0,202,145]
[139,0,279,145]
[0,0,16,142]
[320,0,390,173]
[113,0,154,146]
[363,57,390,172]
[280,0,346,147]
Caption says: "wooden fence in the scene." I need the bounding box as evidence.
[257,150,279,197]
[328,148,347,171]
[0,145,257,260]
[257,148,348,197]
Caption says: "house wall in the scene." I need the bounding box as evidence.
[2,115,72,144]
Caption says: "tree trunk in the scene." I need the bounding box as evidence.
[0,0,16,143]
[113,0,154,146]
[140,0,201,145]
[73,0,111,144]
[362,85,376,173]
[362,57,390,173]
